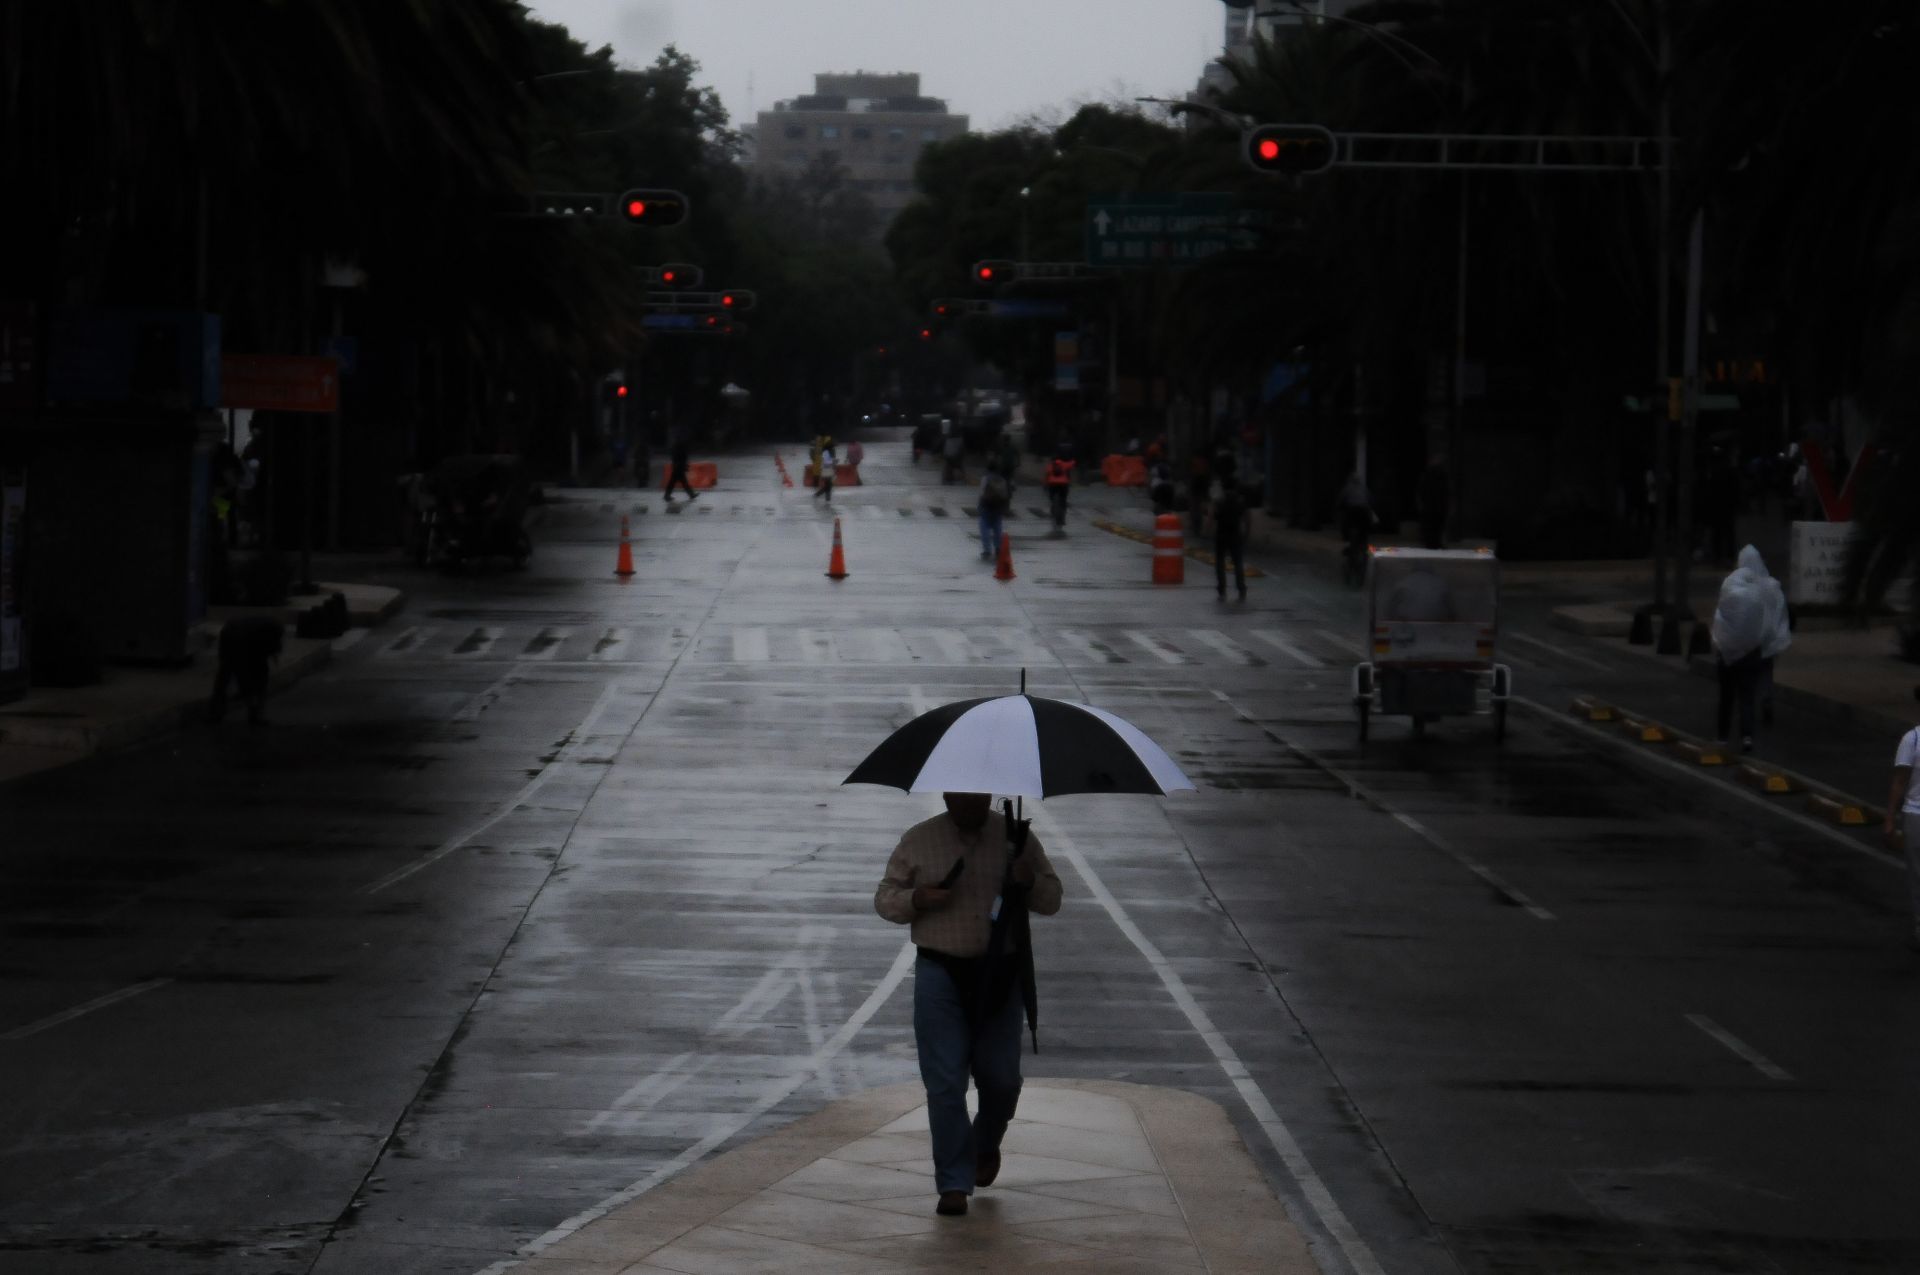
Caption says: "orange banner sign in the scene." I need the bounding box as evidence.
[221,354,339,413]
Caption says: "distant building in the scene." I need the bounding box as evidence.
[1193,1,1363,115]
[750,73,968,230]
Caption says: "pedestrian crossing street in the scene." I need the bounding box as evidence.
[364,621,1335,669]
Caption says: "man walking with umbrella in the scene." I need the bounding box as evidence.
[874,792,1062,1217]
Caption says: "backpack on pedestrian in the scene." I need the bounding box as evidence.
[981,473,1010,510]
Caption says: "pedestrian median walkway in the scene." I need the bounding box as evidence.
[0,581,402,782]
[498,1080,1316,1274]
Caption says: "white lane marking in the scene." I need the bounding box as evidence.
[731,627,770,663]
[331,628,370,653]
[795,628,833,663]
[1033,812,1386,1275]
[854,628,914,663]
[362,680,626,894]
[2,979,173,1042]
[1055,629,1121,665]
[448,626,503,659]
[1124,630,1185,665]
[1515,696,1903,872]
[1316,627,1366,659]
[588,628,632,662]
[518,627,573,661]
[1251,629,1327,669]
[1685,1013,1793,1081]
[1213,691,1556,922]
[1507,629,1609,673]
[475,940,917,1275]
[928,629,974,663]
[377,625,436,659]
[1189,629,1260,666]
[1391,812,1556,922]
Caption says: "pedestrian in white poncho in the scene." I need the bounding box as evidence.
[1710,545,1788,751]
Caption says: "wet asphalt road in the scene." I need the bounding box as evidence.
[2,430,1917,1275]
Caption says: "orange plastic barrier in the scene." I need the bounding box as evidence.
[1151,513,1184,584]
[687,462,717,489]
[1103,455,1148,487]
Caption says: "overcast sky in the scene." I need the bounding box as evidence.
[523,0,1228,132]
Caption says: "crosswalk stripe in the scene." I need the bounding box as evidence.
[589,627,633,662]
[795,628,834,663]
[1124,630,1187,665]
[1189,630,1262,666]
[449,626,502,658]
[732,627,770,662]
[1251,630,1326,669]
[519,627,573,660]
[1057,630,1127,665]
[377,625,434,659]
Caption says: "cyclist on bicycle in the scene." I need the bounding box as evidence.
[1044,442,1075,531]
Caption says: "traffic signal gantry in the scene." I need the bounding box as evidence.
[526,188,690,225]
[1243,124,1336,176]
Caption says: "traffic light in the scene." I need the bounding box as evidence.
[615,385,628,398]
[1244,124,1336,177]
[933,298,959,319]
[972,260,1016,287]
[918,326,935,341]
[619,188,690,226]
[656,263,703,288]
[718,289,757,312]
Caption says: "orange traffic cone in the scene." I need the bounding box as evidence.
[994,532,1016,581]
[614,515,635,578]
[825,517,849,580]
[1151,514,1184,584]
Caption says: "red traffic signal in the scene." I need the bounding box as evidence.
[619,188,690,226]
[718,289,757,312]
[657,262,703,288]
[972,259,1015,286]
[615,385,629,398]
[918,327,934,341]
[1244,124,1335,176]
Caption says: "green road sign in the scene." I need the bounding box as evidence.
[1085,193,1262,268]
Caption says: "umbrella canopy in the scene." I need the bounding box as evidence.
[843,694,1193,798]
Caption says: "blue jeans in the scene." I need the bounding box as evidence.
[913,954,1025,1194]
[978,507,1005,558]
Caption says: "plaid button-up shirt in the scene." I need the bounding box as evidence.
[874,811,1063,958]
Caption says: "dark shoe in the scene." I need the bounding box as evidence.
[936,1190,968,1216]
[976,1147,1001,1187]
[1741,735,1754,753]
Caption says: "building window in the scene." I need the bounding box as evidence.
[784,124,805,140]
[787,150,808,163]
[888,127,906,142]
[882,153,902,165]
[921,128,941,141]
[820,125,840,139]
[852,126,872,141]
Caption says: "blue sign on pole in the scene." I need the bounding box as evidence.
[643,314,703,330]
[989,300,1071,320]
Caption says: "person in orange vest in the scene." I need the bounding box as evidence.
[1043,443,1075,531]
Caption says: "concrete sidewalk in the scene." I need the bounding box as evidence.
[0,580,403,782]
[496,1080,1315,1275]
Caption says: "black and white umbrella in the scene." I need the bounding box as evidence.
[843,692,1193,798]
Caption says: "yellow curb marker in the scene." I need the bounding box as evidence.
[1672,739,1727,766]
[1806,793,1869,825]
[1619,715,1669,743]
[1738,764,1795,794]
[1570,696,1616,723]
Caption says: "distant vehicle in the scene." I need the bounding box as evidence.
[1351,547,1512,742]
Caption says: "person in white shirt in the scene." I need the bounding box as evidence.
[1886,718,1920,951]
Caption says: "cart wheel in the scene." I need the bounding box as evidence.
[1356,701,1370,743]
[1494,702,1508,743]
